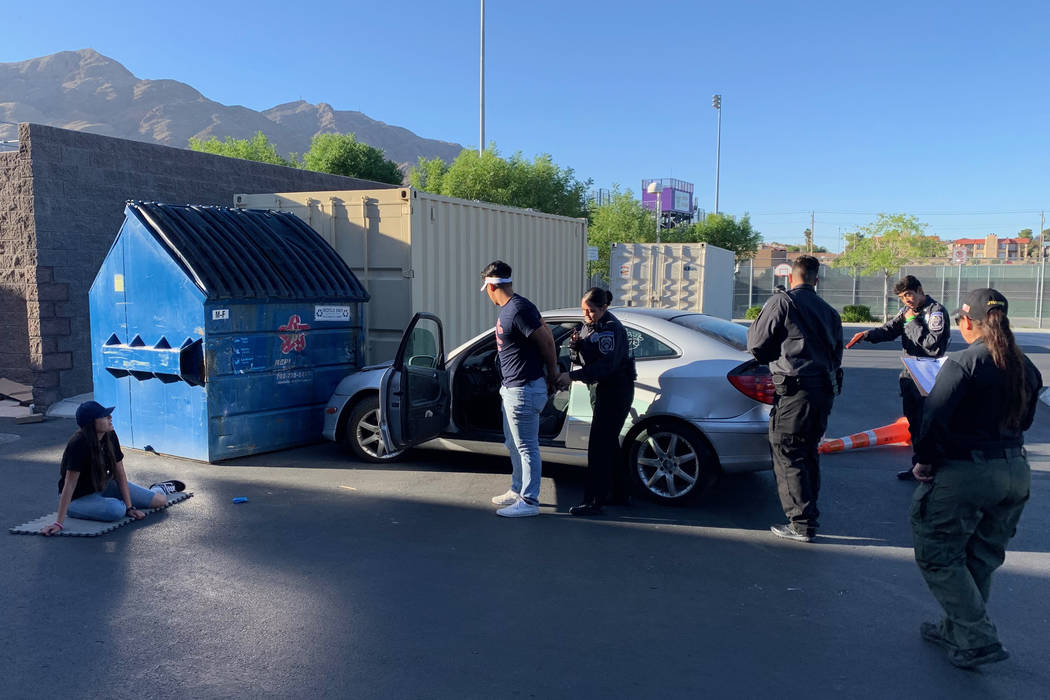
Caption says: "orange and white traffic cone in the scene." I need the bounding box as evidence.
[819,417,911,454]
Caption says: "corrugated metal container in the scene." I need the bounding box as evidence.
[234,188,588,361]
[610,242,734,319]
[89,202,368,462]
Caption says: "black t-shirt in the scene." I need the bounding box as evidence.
[495,294,545,387]
[59,430,124,500]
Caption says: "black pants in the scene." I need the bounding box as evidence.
[584,375,635,504]
[899,373,925,465]
[769,386,834,532]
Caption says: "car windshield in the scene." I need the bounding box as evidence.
[668,314,748,351]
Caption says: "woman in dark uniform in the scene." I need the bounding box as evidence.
[911,288,1042,669]
[557,288,636,516]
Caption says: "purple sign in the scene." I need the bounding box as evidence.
[641,178,693,215]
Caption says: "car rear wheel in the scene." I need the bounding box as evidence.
[344,395,404,463]
[627,423,718,503]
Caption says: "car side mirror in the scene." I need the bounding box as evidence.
[407,355,436,368]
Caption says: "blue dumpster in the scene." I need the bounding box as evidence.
[89,202,369,462]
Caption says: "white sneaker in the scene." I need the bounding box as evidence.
[496,498,539,518]
[491,489,520,506]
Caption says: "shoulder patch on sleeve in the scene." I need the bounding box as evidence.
[928,311,945,331]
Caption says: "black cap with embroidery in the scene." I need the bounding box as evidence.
[955,287,1008,321]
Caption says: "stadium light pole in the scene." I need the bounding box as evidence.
[479,0,485,155]
[647,181,663,243]
[712,94,722,215]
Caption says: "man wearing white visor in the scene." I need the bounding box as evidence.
[482,260,559,517]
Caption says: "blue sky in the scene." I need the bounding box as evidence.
[3,0,1048,250]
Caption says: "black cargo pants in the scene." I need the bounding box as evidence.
[769,380,834,533]
[585,374,635,504]
[899,372,925,465]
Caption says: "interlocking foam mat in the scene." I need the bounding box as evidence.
[9,492,193,536]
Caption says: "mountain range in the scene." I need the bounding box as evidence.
[0,49,464,166]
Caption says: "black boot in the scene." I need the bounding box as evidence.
[569,502,604,516]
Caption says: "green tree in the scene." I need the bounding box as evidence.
[664,213,762,259]
[586,186,655,281]
[408,145,591,218]
[188,131,296,167]
[833,213,946,321]
[302,133,404,185]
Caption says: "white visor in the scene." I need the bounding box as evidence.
[480,276,512,291]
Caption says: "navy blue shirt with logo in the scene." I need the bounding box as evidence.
[496,294,545,387]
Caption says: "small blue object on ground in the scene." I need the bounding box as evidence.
[232,497,248,504]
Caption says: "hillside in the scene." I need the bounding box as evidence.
[0,49,464,166]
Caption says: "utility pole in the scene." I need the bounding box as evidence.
[1040,210,1046,328]
[479,0,485,155]
[712,94,722,215]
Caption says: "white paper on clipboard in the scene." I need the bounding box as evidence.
[902,356,948,396]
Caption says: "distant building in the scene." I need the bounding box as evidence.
[951,234,1031,262]
[752,243,839,268]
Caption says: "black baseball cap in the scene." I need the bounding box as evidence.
[76,400,114,428]
[955,288,1008,322]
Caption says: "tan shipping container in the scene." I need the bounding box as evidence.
[609,242,734,319]
[235,187,588,362]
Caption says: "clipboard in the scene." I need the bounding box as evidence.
[902,356,947,396]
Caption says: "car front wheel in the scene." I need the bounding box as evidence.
[343,395,404,463]
[627,423,718,503]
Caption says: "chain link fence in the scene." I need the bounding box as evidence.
[734,260,1050,328]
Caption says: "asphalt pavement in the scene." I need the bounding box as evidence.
[2,328,1049,699]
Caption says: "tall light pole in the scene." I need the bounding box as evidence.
[712,94,722,215]
[479,0,485,155]
[647,181,663,243]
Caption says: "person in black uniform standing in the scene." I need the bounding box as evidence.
[557,288,637,516]
[747,255,843,542]
[846,275,950,480]
[910,288,1041,669]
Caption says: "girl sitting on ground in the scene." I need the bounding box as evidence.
[40,401,182,535]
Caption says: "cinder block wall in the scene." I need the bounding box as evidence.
[9,123,397,407]
[0,146,34,387]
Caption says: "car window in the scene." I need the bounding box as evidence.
[404,321,440,367]
[668,314,748,351]
[624,327,678,360]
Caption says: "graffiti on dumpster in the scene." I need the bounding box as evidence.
[278,315,310,354]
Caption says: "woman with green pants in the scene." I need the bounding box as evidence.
[911,288,1042,669]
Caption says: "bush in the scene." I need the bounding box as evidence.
[841,304,875,323]
[744,305,763,320]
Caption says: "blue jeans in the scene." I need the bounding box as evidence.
[500,377,548,505]
[66,480,158,521]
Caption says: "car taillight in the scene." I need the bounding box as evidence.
[727,362,775,405]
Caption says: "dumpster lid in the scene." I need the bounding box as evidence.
[127,202,369,301]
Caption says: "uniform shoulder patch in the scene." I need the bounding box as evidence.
[597,331,615,354]
[928,310,945,331]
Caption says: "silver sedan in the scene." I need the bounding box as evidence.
[322,308,773,503]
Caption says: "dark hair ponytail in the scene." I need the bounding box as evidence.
[583,287,613,308]
[978,308,1029,429]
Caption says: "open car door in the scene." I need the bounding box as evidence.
[380,313,451,453]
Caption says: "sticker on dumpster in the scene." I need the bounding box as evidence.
[212,309,230,321]
[278,315,310,354]
[620,263,631,279]
[114,274,124,292]
[232,336,266,373]
[315,305,350,322]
